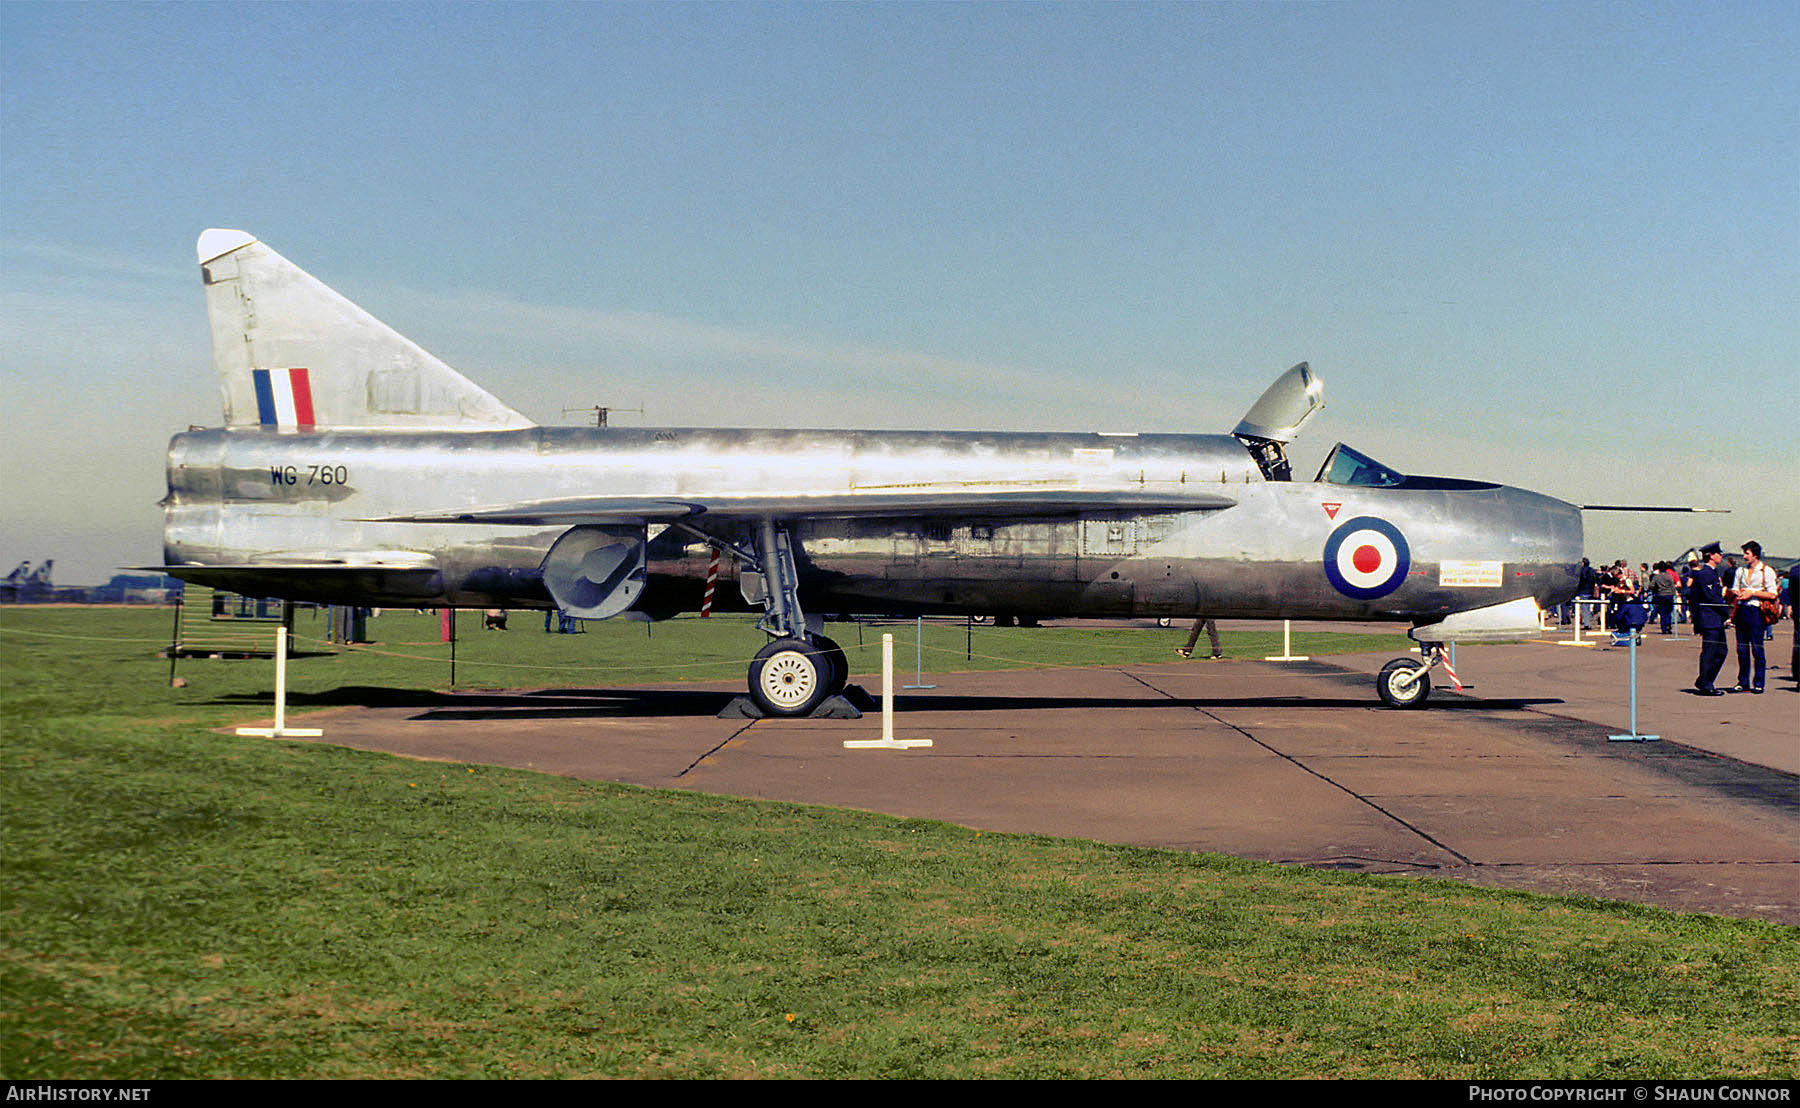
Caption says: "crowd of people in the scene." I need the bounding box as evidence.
[1557,557,1684,633]
[1554,542,1795,695]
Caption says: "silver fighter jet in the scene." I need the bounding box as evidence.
[154,230,1582,713]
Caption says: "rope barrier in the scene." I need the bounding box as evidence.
[0,626,176,645]
[288,632,756,676]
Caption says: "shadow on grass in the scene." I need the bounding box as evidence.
[209,685,741,718]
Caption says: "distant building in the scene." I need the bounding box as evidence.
[2,563,182,604]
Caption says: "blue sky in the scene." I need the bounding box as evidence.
[4,1,1795,584]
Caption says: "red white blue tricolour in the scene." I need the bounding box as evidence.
[251,367,316,431]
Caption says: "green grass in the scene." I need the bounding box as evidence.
[2,607,1795,1079]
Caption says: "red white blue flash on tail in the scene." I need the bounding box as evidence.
[252,368,316,431]
[1323,516,1411,600]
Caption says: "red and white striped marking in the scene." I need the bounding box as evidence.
[700,546,720,618]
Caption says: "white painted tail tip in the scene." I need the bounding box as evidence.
[197,228,257,265]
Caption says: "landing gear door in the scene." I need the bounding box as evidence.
[1233,363,1325,481]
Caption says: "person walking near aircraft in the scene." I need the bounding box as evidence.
[1576,558,1598,628]
[1176,616,1223,659]
[1647,562,1679,635]
[1687,544,1729,695]
[1727,541,1779,694]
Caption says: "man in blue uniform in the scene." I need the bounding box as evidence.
[1688,543,1729,696]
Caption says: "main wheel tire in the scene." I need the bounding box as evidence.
[812,635,848,696]
[1376,658,1432,709]
[749,638,832,717]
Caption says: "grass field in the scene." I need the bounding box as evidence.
[2,606,1795,1079]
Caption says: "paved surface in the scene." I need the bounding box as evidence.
[269,628,1799,925]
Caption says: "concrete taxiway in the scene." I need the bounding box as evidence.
[270,626,1798,925]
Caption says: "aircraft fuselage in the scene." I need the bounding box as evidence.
[164,424,1582,623]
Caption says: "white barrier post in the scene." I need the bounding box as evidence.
[1264,619,1310,662]
[236,624,322,738]
[884,633,895,742]
[844,632,931,750]
[1556,599,1601,648]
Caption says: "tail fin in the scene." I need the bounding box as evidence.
[197,229,534,431]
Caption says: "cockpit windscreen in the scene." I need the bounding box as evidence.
[1315,443,1405,488]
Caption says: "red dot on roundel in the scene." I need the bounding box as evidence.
[1352,544,1382,574]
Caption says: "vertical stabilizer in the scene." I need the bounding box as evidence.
[197,230,534,430]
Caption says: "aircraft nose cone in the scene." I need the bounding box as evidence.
[1539,496,1585,608]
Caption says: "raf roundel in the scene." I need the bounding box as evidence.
[1323,516,1412,600]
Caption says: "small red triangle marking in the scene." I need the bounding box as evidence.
[1322,502,1342,520]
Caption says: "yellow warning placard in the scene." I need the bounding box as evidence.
[1440,560,1504,587]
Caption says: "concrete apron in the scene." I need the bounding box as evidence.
[264,639,1799,925]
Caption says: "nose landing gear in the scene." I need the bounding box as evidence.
[1375,644,1452,709]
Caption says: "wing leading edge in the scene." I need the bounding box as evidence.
[363,488,1240,526]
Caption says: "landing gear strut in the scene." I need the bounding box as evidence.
[738,519,848,717]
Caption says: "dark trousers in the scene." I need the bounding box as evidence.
[1733,607,1767,690]
[1696,628,1728,692]
[1653,595,1674,633]
[1182,618,1220,656]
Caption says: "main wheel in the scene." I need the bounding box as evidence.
[1376,658,1432,709]
[749,638,832,717]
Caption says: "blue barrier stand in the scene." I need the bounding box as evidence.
[903,616,937,690]
[1608,628,1659,743]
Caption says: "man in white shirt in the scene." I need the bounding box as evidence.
[1728,540,1779,693]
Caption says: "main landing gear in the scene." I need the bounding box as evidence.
[731,519,855,718]
[1375,644,1451,709]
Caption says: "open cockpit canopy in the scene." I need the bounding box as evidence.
[1233,363,1325,481]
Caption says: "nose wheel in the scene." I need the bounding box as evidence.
[1376,657,1432,708]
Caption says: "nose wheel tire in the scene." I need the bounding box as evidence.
[749,637,833,717]
[1376,657,1432,709]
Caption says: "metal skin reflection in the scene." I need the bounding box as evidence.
[154,231,1583,715]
